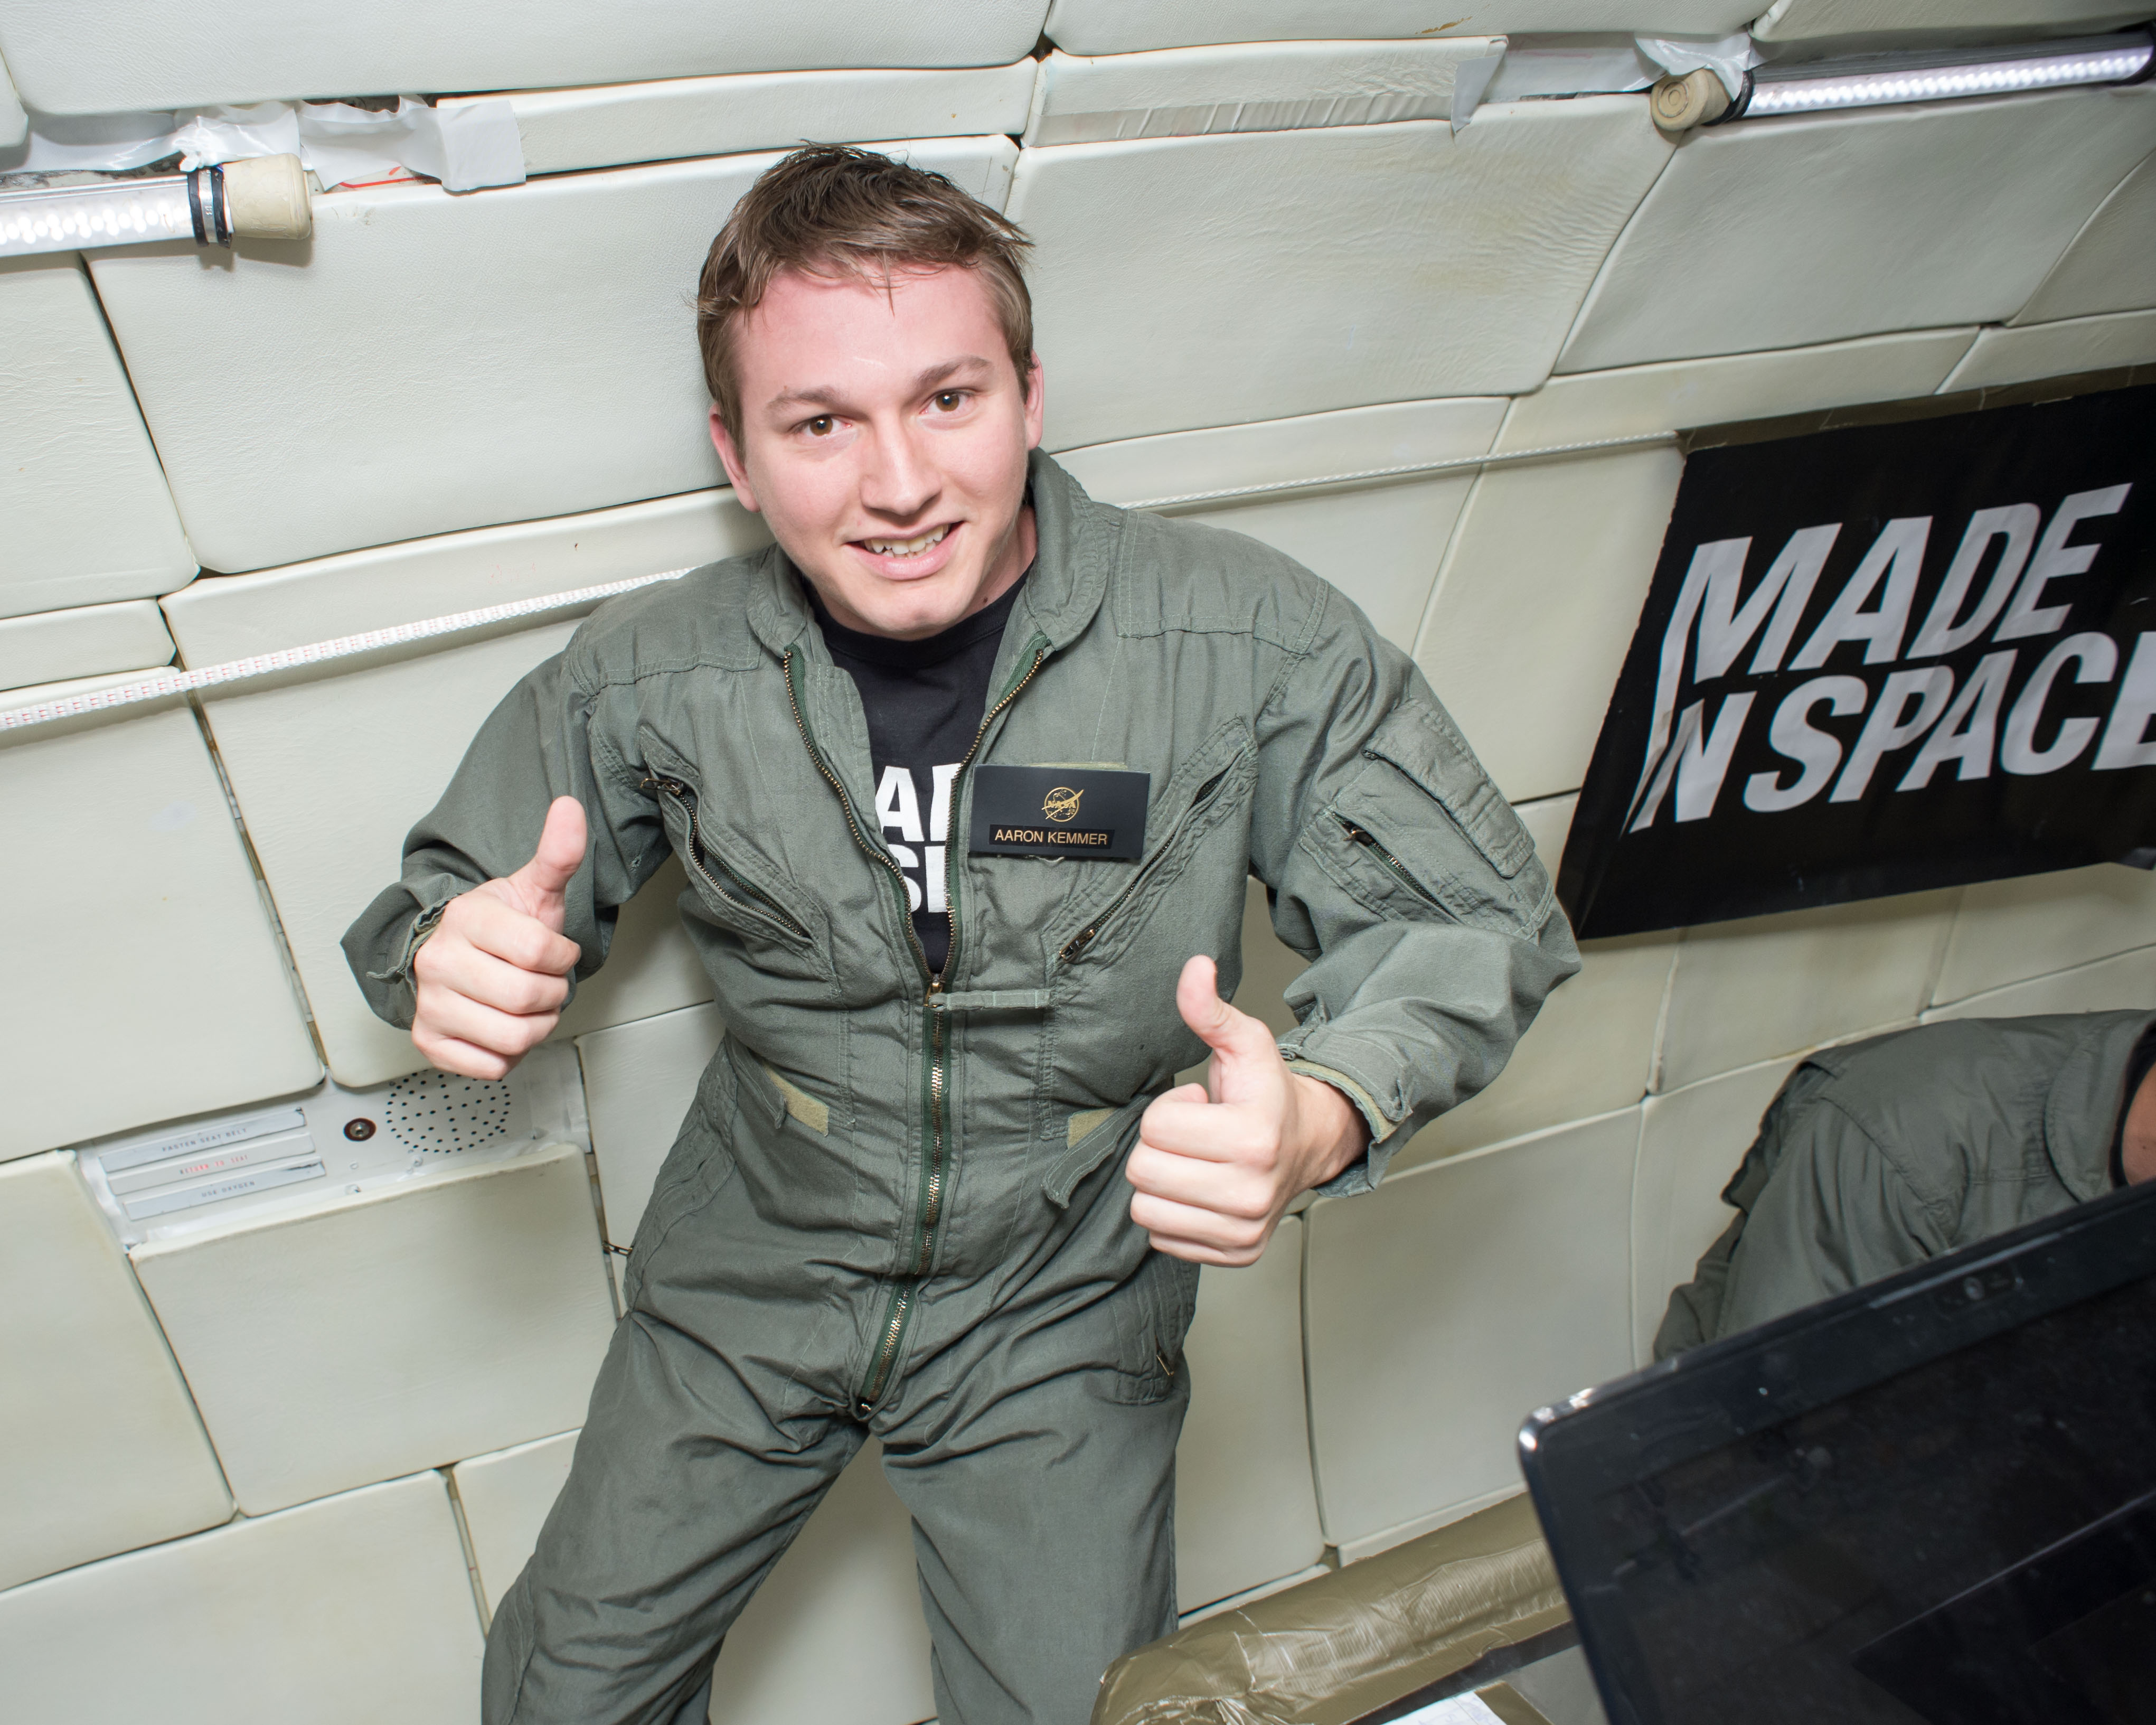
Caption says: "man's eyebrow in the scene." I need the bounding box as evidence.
[764,357,996,417]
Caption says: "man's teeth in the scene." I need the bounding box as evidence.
[863,526,950,558]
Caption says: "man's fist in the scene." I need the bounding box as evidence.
[410,796,587,1080]
[1124,954,1369,1267]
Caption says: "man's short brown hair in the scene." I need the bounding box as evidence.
[696,144,1035,440]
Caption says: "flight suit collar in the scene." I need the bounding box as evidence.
[2043,1008,2156,1201]
[741,449,1115,663]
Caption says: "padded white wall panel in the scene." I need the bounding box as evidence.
[1631,1056,1803,1364]
[1655,890,1958,1094]
[1023,40,1493,146]
[1416,330,1978,801]
[1015,100,1671,452]
[0,598,172,692]
[2015,151,2156,327]
[1926,944,2156,1021]
[1403,797,1674,1169]
[577,1002,727,1249]
[131,1141,616,1513]
[1934,864,2156,1007]
[0,1471,484,1725]
[451,1429,579,1616]
[0,685,321,1161]
[1752,0,2151,40]
[1057,398,1506,651]
[0,256,195,620]
[1175,1219,1326,1610]
[1940,307,2156,391]
[1041,2,1759,55]
[89,138,1016,574]
[0,2,1051,116]
[1557,89,2156,377]
[499,62,1037,177]
[0,1154,232,1591]
[1304,1110,1640,1551]
[163,495,760,1087]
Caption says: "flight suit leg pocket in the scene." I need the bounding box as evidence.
[1108,1248,1201,1407]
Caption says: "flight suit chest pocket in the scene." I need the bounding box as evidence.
[1320,701,1549,935]
[1051,722,1256,973]
[638,739,827,971]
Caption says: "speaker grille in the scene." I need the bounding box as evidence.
[383,1072,514,1155]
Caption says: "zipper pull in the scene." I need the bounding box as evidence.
[1341,820,1378,847]
[926,973,944,1006]
[1059,925,1099,963]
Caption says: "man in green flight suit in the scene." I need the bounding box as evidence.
[345,145,1577,1725]
[1658,1007,2156,1358]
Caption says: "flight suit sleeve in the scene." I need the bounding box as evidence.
[340,643,669,1030]
[1250,586,1580,1194]
[1710,1100,1953,1342]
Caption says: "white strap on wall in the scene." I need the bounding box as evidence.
[0,569,692,733]
[0,430,1675,737]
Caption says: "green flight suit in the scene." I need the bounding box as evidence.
[344,450,1578,1725]
[1656,1009,2156,1360]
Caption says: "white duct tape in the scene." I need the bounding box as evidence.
[6,96,525,193]
[0,431,1674,737]
[1636,31,1763,101]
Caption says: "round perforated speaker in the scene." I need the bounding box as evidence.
[382,1071,514,1155]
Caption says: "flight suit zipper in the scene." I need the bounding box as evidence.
[1057,766,1232,964]
[640,774,810,939]
[784,636,1049,1420]
[1337,817,1441,906]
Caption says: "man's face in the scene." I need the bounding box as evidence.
[710,264,1044,640]
[2124,1058,2156,1186]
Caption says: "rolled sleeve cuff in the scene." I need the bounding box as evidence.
[1283,1054,1415,1196]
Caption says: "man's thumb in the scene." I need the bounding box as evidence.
[1174,953,1273,1065]
[507,796,587,914]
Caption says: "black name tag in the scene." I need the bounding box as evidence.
[969,765,1150,860]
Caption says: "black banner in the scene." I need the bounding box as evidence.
[1558,385,2156,940]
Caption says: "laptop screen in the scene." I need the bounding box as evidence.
[1521,1183,2156,1725]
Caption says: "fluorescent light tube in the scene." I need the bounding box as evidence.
[1726,29,2153,122]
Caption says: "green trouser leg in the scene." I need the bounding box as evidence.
[484,1098,1199,1725]
[482,1310,865,1725]
[481,1297,1193,1724]
[482,1314,1189,1725]
[881,1366,1188,1725]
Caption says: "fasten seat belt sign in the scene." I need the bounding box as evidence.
[1558,383,2156,940]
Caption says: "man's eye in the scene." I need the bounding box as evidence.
[804,416,836,437]
[931,391,965,412]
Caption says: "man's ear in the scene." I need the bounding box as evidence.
[1022,353,1045,452]
[709,407,762,513]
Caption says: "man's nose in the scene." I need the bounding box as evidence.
[858,420,938,521]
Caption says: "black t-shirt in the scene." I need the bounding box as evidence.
[809,576,1025,974]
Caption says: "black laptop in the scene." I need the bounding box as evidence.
[1518,1180,2156,1725]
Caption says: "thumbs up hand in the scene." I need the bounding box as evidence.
[411,796,588,1080]
[1124,954,1370,1266]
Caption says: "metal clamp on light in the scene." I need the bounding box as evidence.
[1652,26,2155,135]
[0,152,312,259]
